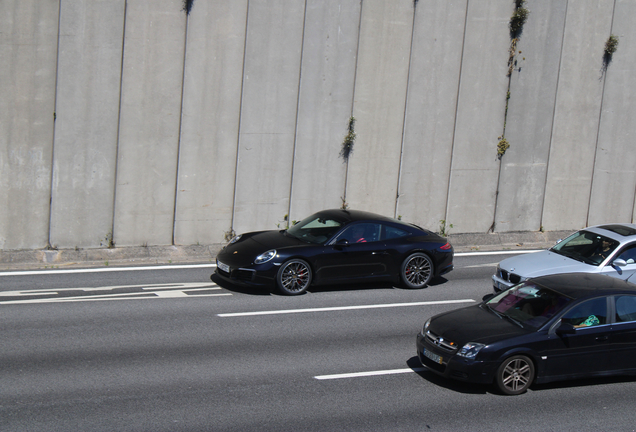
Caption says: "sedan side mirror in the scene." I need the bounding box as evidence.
[556,322,576,335]
[612,258,627,268]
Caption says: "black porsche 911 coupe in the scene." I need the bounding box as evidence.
[214,209,454,295]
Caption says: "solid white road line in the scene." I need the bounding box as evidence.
[217,299,475,317]
[0,263,216,277]
[315,367,426,380]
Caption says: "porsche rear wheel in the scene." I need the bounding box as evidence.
[400,253,433,288]
[277,259,312,295]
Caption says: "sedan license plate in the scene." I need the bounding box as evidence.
[423,348,443,365]
[217,260,230,273]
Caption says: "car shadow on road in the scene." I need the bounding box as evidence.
[211,273,450,296]
[530,374,636,393]
[406,356,492,395]
[305,275,451,295]
[210,273,272,296]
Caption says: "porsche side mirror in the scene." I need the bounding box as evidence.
[335,239,350,249]
[556,322,576,335]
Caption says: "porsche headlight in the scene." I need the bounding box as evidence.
[255,249,276,264]
[457,342,486,359]
[228,234,242,245]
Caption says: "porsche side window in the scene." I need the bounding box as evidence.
[384,225,410,240]
[562,298,607,327]
[615,296,636,323]
[337,223,382,244]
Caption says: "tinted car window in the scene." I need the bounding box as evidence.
[335,223,382,244]
[384,225,410,240]
[562,298,607,327]
[616,295,636,322]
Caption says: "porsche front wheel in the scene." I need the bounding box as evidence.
[276,259,312,295]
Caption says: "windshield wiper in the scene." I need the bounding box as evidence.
[486,304,504,319]
[502,314,523,328]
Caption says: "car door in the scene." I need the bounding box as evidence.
[610,295,636,372]
[314,222,391,282]
[601,244,636,281]
[541,297,613,379]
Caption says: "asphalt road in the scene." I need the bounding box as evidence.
[2,252,636,432]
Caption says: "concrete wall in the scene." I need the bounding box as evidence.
[2,0,635,252]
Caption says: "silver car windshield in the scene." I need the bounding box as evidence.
[485,282,572,330]
[286,215,344,244]
[550,230,619,266]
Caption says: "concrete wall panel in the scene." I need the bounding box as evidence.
[288,0,361,222]
[113,0,186,247]
[174,0,248,245]
[396,0,467,230]
[446,0,513,233]
[589,0,636,225]
[49,0,125,248]
[232,0,306,233]
[542,0,614,231]
[346,0,414,217]
[494,0,567,232]
[0,0,58,250]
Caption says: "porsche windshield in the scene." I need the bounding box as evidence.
[286,215,344,244]
[485,282,572,330]
[550,230,619,266]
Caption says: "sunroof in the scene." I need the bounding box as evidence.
[598,225,636,237]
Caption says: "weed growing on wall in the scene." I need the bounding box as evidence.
[340,117,357,161]
[509,0,529,36]
[183,0,194,15]
[438,220,453,237]
[602,34,619,74]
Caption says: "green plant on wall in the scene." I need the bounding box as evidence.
[339,117,356,161]
[498,0,530,159]
[509,0,529,36]
[602,34,619,73]
[438,220,453,237]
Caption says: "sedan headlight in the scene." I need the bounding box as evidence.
[255,249,276,264]
[457,342,486,359]
[422,318,431,335]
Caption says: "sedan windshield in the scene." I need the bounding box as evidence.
[550,230,619,266]
[286,214,345,244]
[485,282,572,330]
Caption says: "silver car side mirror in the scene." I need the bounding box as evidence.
[612,258,627,268]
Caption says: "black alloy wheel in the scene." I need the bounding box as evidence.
[401,253,434,288]
[277,259,312,295]
[495,355,535,395]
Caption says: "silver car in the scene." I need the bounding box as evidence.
[493,224,636,292]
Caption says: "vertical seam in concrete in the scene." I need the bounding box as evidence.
[47,0,63,248]
[444,0,470,225]
[539,0,568,230]
[287,0,308,222]
[344,0,364,205]
[111,0,129,247]
[172,10,190,245]
[230,1,251,233]
[394,1,418,219]
[587,0,617,226]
